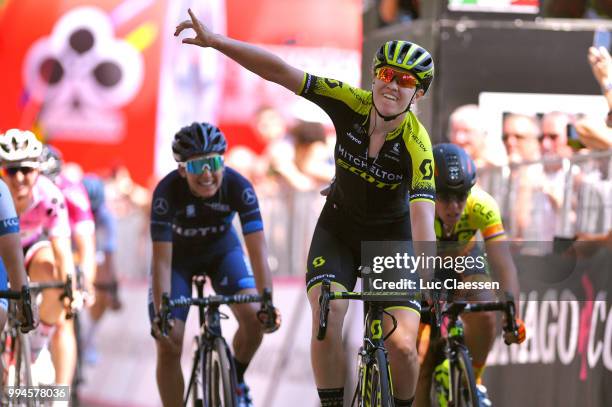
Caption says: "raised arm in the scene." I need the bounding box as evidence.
[175,8,305,94]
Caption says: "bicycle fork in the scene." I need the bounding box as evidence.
[434,318,466,407]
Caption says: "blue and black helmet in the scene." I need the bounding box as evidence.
[172,122,227,162]
[433,143,476,194]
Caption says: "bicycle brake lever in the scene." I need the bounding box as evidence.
[317,280,331,340]
[20,285,35,333]
[160,293,171,337]
[502,292,519,345]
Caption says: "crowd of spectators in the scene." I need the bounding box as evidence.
[445,46,612,244]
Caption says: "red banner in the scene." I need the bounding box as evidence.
[0,0,165,184]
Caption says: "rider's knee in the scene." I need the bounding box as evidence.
[29,250,55,277]
[240,311,264,339]
[157,337,183,360]
[468,311,497,337]
[387,335,419,365]
[311,300,346,330]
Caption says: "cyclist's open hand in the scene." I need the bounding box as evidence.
[257,304,281,333]
[174,8,216,48]
[503,317,526,345]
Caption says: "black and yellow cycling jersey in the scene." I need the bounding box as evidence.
[435,186,506,256]
[298,73,435,225]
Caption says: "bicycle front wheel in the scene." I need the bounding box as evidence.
[203,337,238,407]
[368,348,394,407]
[6,332,35,407]
[450,345,478,407]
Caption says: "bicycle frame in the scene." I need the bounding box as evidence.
[160,277,273,407]
[184,276,229,406]
[317,279,398,406]
[424,297,519,407]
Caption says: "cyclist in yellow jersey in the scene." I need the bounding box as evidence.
[176,8,437,407]
[415,144,526,407]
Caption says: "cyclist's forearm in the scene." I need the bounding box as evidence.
[410,202,436,281]
[0,233,28,289]
[486,239,521,316]
[211,34,304,93]
[51,236,76,281]
[151,241,172,311]
[243,231,273,293]
[74,231,97,287]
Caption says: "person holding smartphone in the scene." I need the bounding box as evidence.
[575,45,612,150]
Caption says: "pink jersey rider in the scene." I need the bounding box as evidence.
[19,175,71,266]
[55,173,95,237]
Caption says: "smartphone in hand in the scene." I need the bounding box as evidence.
[593,29,611,51]
[566,123,585,149]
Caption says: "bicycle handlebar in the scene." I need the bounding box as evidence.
[159,288,275,337]
[0,286,35,332]
[316,280,384,341]
[29,274,74,319]
[423,291,519,346]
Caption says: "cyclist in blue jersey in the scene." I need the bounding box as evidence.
[81,174,121,363]
[149,122,281,407]
[176,9,437,407]
[0,178,33,332]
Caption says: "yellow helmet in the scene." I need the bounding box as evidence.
[373,40,434,94]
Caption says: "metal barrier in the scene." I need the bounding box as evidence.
[479,150,612,240]
[254,188,325,276]
[256,150,611,275]
[118,150,610,279]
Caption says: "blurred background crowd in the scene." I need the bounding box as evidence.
[1,0,612,406]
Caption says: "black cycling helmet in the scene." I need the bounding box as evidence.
[40,144,64,180]
[433,143,476,195]
[172,122,227,162]
[373,40,435,94]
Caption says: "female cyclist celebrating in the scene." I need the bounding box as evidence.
[176,9,436,406]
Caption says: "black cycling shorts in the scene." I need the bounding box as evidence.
[305,201,421,313]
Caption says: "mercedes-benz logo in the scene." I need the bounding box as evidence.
[241,188,257,205]
[153,197,169,215]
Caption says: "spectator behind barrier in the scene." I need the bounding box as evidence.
[449,104,508,169]
[502,113,546,240]
[502,113,541,163]
[290,120,334,187]
[253,106,315,191]
[536,112,579,241]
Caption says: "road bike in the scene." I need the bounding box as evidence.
[0,277,73,407]
[421,292,519,407]
[160,275,275,407]
[318,279,397,407]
